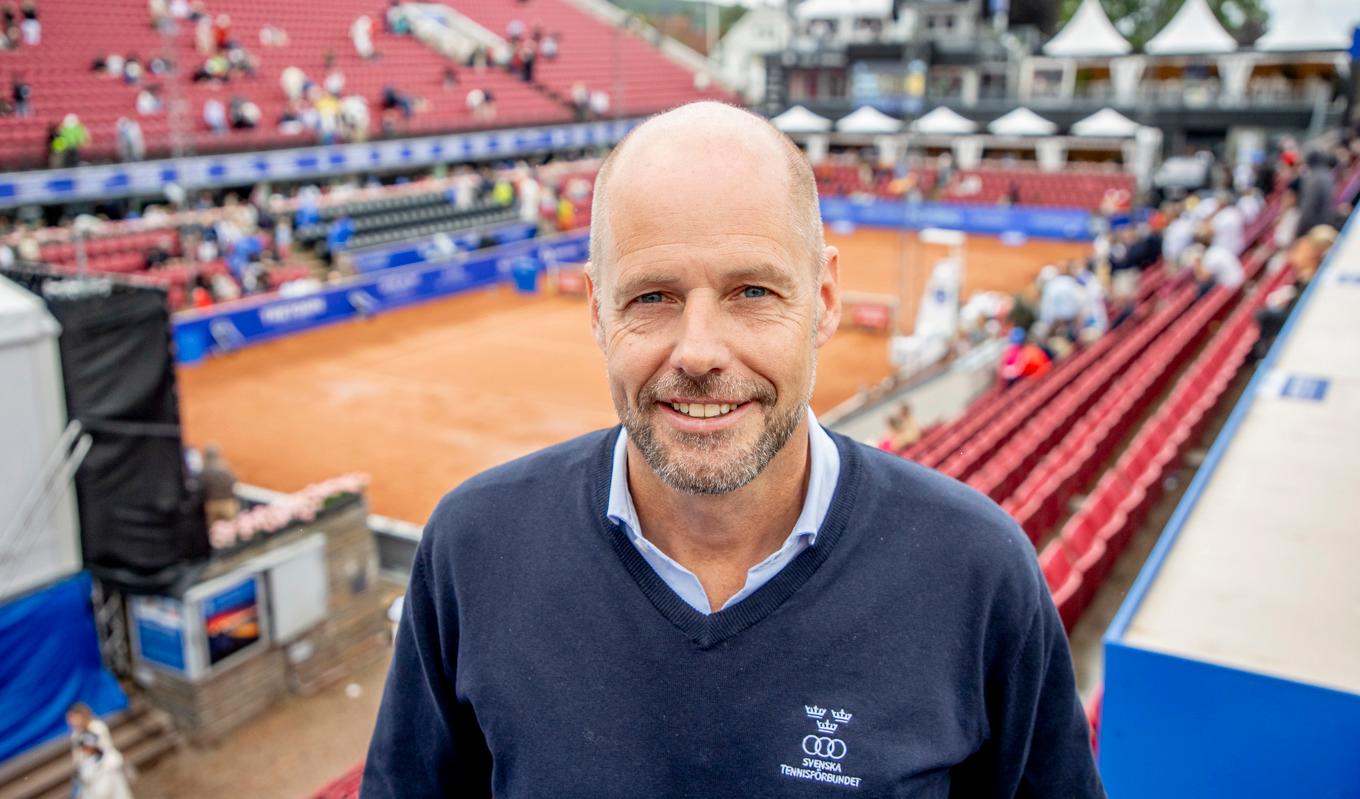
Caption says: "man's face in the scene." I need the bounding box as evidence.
[589,145,839,495]
[67,712,88,731]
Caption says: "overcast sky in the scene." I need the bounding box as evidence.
[1263,0,1360,31]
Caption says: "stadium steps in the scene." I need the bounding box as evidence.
[0,698,181,799]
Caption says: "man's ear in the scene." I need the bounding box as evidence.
[586,264,605,351]
[815,245,841,348]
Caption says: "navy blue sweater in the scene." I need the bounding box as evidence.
[362,429,1104,798]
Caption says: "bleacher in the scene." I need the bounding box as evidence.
[0,0,727,168]
[294,191,520,254]
[813,158,1135,210]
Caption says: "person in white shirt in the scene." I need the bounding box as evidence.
[74,733,133,799]
[1209,191,1246,255]
[1186,236,1244,291]
[1162,203,1196,266]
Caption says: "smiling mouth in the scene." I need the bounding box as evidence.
[665,401,746,419]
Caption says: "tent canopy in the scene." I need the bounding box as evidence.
[0,274,59,350]
[1144,0,1238,55]
[836,106,902,134]
[987,108,1058,136]
[1071,107,1140,137]
[1043,0,1132,58]
[909,106,977,135]
[1255,0,1353,52]
[795,0,892,21]
[769,105,832,133]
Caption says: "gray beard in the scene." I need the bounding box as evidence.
[618,362,814,495]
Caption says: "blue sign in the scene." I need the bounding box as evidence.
[173,230,590,363]
[818,197,1093,240]
[1280,375,1329,402]
[132,596,188,674]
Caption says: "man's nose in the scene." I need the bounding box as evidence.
[668,295,729,378]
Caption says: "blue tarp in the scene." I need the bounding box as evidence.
[0,573,127,764]
[818,197,1095,241]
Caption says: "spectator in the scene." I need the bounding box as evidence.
[998,327,1051,387]
[259,23,287,47]
[1186,236,1243,293]
[68,706,131,799]
[569,81,588,121]
[506,18,525,41]
[1237,187,1263,223]
[340,94,369,141]
[136,84,163,115]
[1038,262,1082,337]
[381,85,413,120]
[588,89,610,118]
[229,96,260,129]
[878,403,921,454]
[1295,150,1337,237]
[169,0,189,18]
[18,0,36,45]
[541,33,557,59]
[385,0,409,34]
[1209,190,1245,255]
[0,4,12,31]
[203,96,227,135]
[212,13,231,51]
[194,14,213,55]
[324,214,354,261]
[148,55,172,75]
[441,65,459,91]
[519,40,536,82]
[55,114,88,167]
[324,68,345,96]
[351,15,375,60]
[1161,200,1195,265]
[11,72,29,116]
[115,117,144,162]
[465,87,486,118]
[123,55,144,86]
[149,0,169,29]
[280,65,306,101]
[199,444,240,524]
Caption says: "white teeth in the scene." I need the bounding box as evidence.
[668,402,740,419]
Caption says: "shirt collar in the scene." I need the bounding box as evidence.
[606,408,840,545]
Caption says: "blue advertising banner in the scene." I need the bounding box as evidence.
[818,197,1094,241]
[131,595,188,674]
[349,220,539,273]
[173,230,590,363]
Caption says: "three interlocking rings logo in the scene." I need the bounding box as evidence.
[801,735,848,760]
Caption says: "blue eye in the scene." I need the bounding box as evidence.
[741,286,770,299]
[636,292,665,304]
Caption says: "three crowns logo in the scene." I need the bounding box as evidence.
[805,705,853,733]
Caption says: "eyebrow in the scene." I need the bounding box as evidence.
[612,262,798,304]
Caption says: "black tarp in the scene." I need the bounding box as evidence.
[5,270,208,591]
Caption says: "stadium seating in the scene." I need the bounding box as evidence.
[294,191,520,254]
[940,166,1135,210]
[0,0,728,168]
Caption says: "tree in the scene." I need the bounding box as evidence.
[1056,0,1270,49]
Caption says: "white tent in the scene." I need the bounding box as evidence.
[0,275,81,602]
[836,106,902,134]
[1071,107,1140,137]
[987,108,1058,136]
[769,105,832,133]
[909,106,977,135]
[1043,0,1132,57]
[795,0,892,21]
[1145,0,1238,55]
[1254,0,1353,52]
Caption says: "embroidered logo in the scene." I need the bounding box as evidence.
[779,704,864,790]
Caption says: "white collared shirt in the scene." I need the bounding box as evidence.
[606,408,841,614]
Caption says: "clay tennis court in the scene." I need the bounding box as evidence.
[178,228,1088,522]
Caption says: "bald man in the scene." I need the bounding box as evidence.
[362,103,1103,798]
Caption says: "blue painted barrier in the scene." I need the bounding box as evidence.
[173,230,589,363]
[818,197,1094,241]
[349,220,539,273]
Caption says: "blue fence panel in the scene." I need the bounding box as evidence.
[818,197,1093,241]
[173,230,589,363]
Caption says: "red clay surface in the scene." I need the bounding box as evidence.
[178,228,1088,523]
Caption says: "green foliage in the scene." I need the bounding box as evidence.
[1056,0,1270,49]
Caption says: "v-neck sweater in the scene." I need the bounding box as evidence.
[362,428,1104,799]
